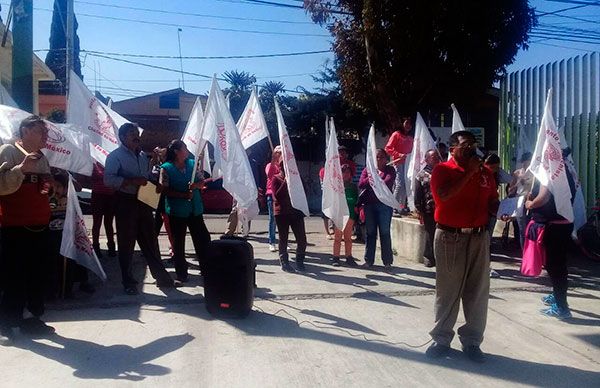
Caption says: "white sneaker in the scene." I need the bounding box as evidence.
[269,244,277,252]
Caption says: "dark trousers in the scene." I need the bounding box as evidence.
[544,223,574,309]
[423,213,436,262]
[364,202,393,265]
[91,192,116,249]
[114,194,172,288]
[0,226,49,327]
[169,214,211,279]
[275,212,307,262]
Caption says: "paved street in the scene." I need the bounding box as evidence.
[0,215,599,387]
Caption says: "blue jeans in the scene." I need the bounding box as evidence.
[267,194,276,244]
[364,202,394,265]
[393,163,407,209]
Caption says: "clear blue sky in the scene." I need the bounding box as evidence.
[1,0,598,101]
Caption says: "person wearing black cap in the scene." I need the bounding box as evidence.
[104,123,176,295]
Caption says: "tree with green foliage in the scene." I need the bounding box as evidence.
[222,70,256,121]
[304,0,536,132]
[45,0,82,90]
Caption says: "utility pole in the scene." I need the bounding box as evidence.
[177,28,185,90]
[11,0,33,113]
[65,0,74,95]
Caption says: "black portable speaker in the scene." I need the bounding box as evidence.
[204,235,255,318]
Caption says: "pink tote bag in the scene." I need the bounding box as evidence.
[520,220,546,277]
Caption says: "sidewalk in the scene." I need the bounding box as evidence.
[0,215,598,387]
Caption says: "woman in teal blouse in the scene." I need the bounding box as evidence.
[159,140,211,282]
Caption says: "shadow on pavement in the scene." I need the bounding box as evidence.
[10,333,194,381]
[228,310,600,387]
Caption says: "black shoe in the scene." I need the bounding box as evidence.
[424,258,436,268]
[331,257,341,267]
[156,279,181,288]
[281,262,296,273]
[463,345,486,363]
[425,342,450,359]
[19,318,55,337]
[124,286,139,295]
[346,256,358,267]
[176,275,189,283]
[295,260,306,272]
[0,324,15,341]
[383,263,393,272]
[79,282,96,294]
[361,262,374,269]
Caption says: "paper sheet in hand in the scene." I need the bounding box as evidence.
[137,182,160,209]
[497,197,520,218]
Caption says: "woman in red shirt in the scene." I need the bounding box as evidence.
[384,117,414,214]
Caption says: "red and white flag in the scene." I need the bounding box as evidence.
[322,118,349,229]
[275,98,309,216]
[406,112,437,210]
[366,124,400,210]
[237,87,270,150]
[528,88,574,222]
[201,76,258,221]
[60,175,107,281]
[0,105,93,175]
[67,70,131,166]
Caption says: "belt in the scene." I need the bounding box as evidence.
[437,224,487,234]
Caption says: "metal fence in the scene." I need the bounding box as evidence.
[499,52,600,210]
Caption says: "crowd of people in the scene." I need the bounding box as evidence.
[0,116,577,362]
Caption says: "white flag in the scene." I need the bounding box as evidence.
[67,70,131,166]
[0,84,17,108]
[275,98,309,216]
[322,119,349,229]
[406,112,437,210]
[451,103,466,133]
[366,124,400,210]
[202,76,258,220]
[182,97,205,156]
[60,175,107,281]
[557,125,587,233]
[237,88,269,149]
[181,97,211,175]
[528,89,574,222]
[0,105,93,175]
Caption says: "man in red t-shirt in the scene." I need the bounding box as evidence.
[426,130,499,363]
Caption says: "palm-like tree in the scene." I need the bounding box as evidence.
[222,70,256,99]
[260,81,286,98]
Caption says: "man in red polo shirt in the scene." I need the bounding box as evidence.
[426,130,499,363]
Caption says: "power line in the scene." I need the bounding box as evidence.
[84,52,308,94]
[530,40,600,52]
[543,0,600,6]
[34,48,332,60]
[529,33,600,44]
[26,5,329,37]
[236,0,352,15]
[73,0,313,25]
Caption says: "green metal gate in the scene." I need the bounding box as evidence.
[499,52,600,209]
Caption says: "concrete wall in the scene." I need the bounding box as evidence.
[391,217,426,263]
